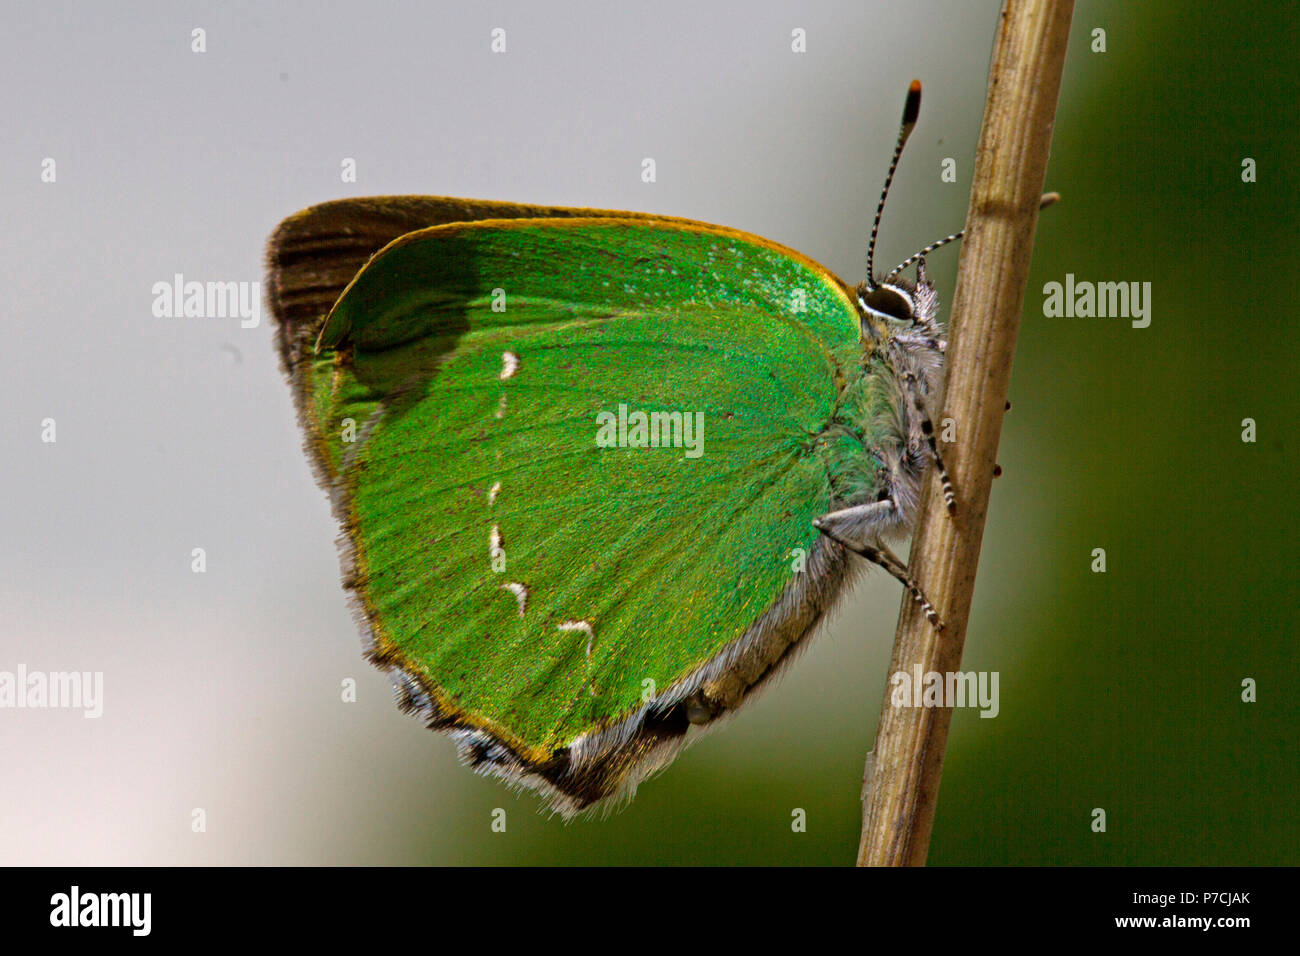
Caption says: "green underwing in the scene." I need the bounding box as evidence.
[267,81,962,816]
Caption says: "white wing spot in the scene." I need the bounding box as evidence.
[488,481,501,505]
[558,620,596,658]
[495,394,507,419]
[499,351,520,380]
[489,524,503,560]
[502,582,528,617]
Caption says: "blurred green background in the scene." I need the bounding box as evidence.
[2,1,1294,865]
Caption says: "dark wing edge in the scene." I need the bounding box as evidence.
[265,198,864,818]
[266,195,701,386]
[266,197,710,484]
[414,536,861,818]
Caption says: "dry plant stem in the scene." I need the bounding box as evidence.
[857,0,1074,866]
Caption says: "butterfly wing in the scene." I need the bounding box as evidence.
[267,196,699,391]
[269,206,885,815]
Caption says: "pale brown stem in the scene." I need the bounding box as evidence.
[857,0,1074,866]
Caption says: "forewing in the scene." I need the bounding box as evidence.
[266,196,699,396]
[271,213,866,812]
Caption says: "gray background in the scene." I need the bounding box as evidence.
[2,1,1295,865]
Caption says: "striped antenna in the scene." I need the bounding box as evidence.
[884,192,1060,281]
[864,79,922,291]
[885,229,964,281]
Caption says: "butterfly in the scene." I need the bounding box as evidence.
[267,80,965,817]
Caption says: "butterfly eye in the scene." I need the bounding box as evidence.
[860,284,915,322]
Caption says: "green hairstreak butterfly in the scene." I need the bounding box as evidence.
[268,80,968,816]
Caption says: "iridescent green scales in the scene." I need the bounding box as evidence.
[267,191,945,815]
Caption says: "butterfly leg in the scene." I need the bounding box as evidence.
[812,506,945,631]
[855,539,944,631]
[901,370,956,513]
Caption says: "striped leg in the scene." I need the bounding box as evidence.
[812,521,944,631]
[903,370,956,513]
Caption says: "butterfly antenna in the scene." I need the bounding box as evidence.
[885,230,964,281]
[864,79,922,291]
[884,192,1060,281]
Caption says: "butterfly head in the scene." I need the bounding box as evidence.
[855,261,943,352]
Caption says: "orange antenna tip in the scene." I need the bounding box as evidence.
[903,80,922,126]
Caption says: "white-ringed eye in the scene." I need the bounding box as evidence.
[858,283,915,322]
